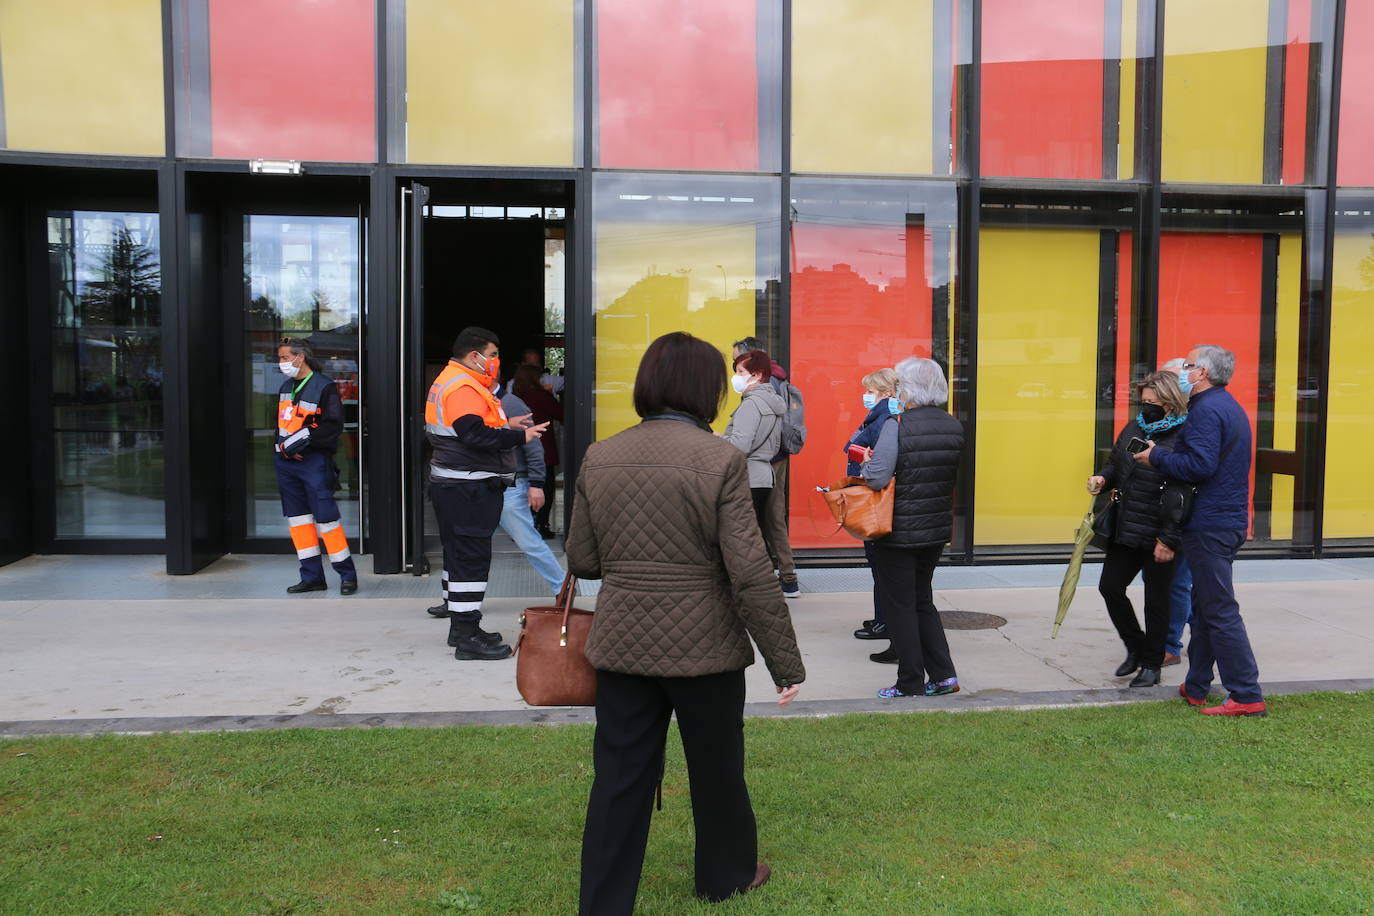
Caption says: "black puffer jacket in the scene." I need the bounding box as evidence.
[880,406,965,549]
[1094,420,1185,551]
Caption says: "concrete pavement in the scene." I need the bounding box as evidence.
[2,555,1372,735]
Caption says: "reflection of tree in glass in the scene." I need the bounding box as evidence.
[83,226,160,327]
[1359,234,1374,290]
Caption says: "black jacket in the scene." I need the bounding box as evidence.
[878,405,964,549]
[1094,420,1185,551]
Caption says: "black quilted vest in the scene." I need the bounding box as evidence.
[879,405,965,549]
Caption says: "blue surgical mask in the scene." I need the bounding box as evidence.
[1177,369,1194,397]
[887,397,902,415]
[862,393,878,410]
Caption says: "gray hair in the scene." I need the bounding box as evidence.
[1161,357,1185,372]
[1192,344,1235,386]
[895,357,948,407]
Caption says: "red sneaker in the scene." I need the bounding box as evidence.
[1179,684,1205,707]
[1200,698,1267,717]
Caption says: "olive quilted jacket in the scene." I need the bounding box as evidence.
[565,415,806,687]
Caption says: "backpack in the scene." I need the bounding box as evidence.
[774,379,807,455]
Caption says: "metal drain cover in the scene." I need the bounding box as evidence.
[940,611,1007,630]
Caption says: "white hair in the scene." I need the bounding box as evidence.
[895,357,948,407]
[1161,357,1185,372]
[1192,344,1235,386]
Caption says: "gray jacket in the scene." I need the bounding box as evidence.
[500,392,545,481]
[723,384,785,487]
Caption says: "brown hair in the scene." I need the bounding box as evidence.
[1139,370,1189,417]
[512,364,544,398]
[733,349,771,381]
[633,332,727,423]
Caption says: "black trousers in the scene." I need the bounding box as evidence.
[864,540,884,624]
[870,543,954,693]
[750,486,770,533]
[580,669,757,915]
[1098,541,1176,668]
[429,478,504,622]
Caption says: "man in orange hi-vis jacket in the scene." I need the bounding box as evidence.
[425,326,547,661]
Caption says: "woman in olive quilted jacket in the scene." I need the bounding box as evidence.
[567,332,805,916]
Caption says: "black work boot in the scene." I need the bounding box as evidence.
[448,616,512,660]
[427,602,449,618]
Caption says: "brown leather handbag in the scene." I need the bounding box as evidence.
[513,573,597,706]
[820,475,895,540]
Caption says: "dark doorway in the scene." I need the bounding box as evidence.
[400,179,574,573]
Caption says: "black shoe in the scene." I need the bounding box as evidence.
[536,525,556,540]
[447,616,503,648]
[1114,653,1140,678]
[340,580,358,596]
[286,580,327,594]
[854,622,889,640]
[452,632,513,661]
[427,603,449,618]
[1129,667,1161,688]
[862,619,877,630]
[869,645,899,664]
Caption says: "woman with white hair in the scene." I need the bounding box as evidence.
[859,357,965,697]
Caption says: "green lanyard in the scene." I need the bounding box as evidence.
[291,371,314,401]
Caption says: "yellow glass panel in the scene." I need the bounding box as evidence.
[1269,233,1300,540]
[792,0,934,174]
[1324,233,1374,538]
[976,228,1100,545]
[1161,0,1267,184]
[595,223,757,439]
[405,0,574,166]
[1118,0,1137,178]
[0,0,164,155]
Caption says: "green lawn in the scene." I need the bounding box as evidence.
[3,693,1373,914]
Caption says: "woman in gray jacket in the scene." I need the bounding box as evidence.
[722,348,785,530]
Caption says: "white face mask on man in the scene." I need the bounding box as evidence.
[279,361,301,379]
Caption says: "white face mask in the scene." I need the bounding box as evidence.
[731,373,750,395]
[279,361,300,379]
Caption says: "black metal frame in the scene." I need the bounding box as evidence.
[1,0,1369,573]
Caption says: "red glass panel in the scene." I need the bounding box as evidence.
[1282,0,1312,185]
[1157,233,1262,530]
[1338,1,1374,185]
[597,0,760,170]
[981,0,1105,179]
[788,224,936,548]
[208,0,375,161]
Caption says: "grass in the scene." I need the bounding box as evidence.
[3,693,1373,915]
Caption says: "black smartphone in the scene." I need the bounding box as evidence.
[1127,437,1150,454]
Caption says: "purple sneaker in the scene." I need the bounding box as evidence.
[877,685,915,698]
[925,677,959,696]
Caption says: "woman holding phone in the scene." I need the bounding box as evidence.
[1087,370,1190,688]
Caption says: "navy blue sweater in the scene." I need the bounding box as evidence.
[844,403,895,476]
[1148,386,1252,531]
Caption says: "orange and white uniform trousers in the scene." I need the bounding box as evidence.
[275,450,357,584]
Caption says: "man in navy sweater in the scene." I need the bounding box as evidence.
[1133,345,1265,716]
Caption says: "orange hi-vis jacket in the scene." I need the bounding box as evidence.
[276,371,331,458]
[424,360,517,478]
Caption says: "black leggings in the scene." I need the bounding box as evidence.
[750,487,770,533]
[1098,541,1176,669]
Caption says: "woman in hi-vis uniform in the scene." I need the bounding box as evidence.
[274,338,358,595]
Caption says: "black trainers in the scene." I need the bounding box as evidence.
[854,621,889,640]
[339,580,358,596]
[869,645,899,664]
[780,580,800,598]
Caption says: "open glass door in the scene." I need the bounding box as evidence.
[401,182,430,574]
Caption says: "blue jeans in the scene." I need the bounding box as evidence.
[1165,554,1193,656]
[1181,529,1263,704]
[500,478,566,596]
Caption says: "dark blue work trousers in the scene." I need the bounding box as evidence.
[1181,529,1263,704]
[275,451,356,584]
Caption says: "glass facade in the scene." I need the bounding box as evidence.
[242,216,362,540]
[48,211,165,538]
[6,0,1374,568]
